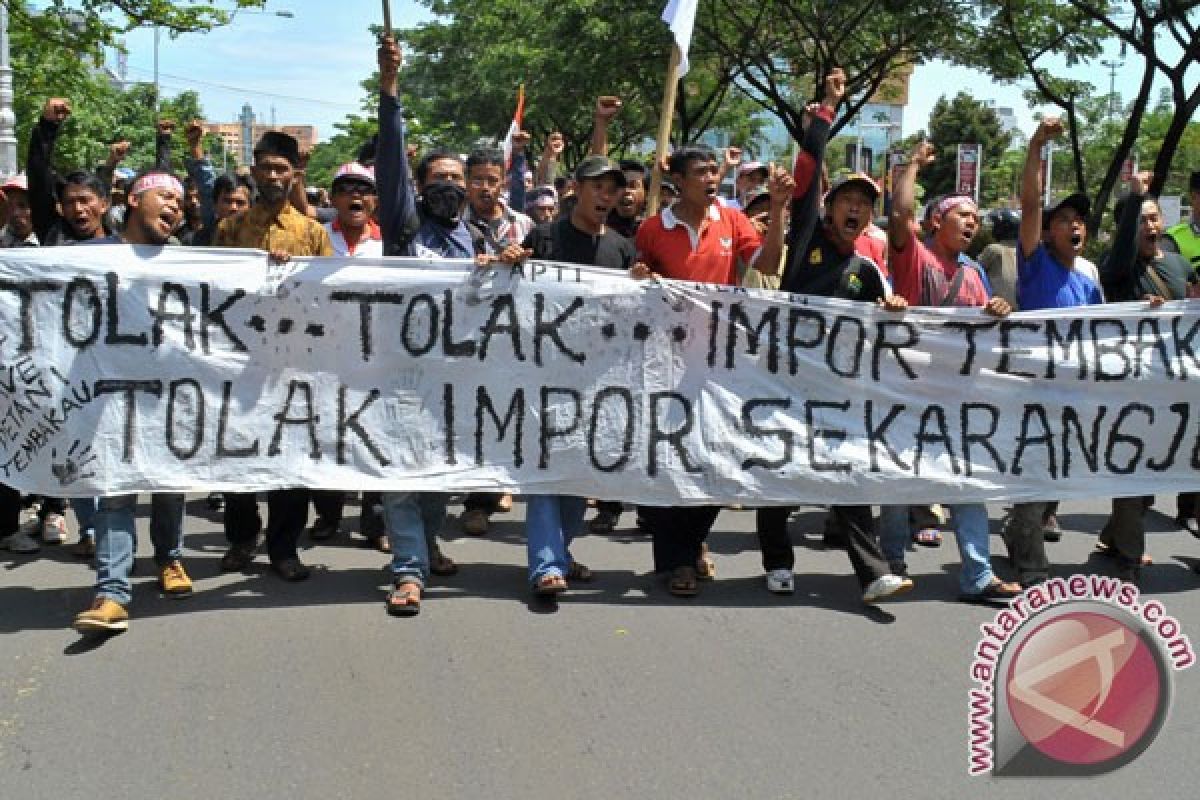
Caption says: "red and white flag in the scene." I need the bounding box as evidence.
[501,84,526,171]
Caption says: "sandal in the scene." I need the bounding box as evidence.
[912,527,943,547]
[430,549,459,577]
[386,582,422,617]
[567,561,594,582]
[668,566,699,597]
[534,573,568,596]
[960,578,1022,605]
[1094,541,1153,566]
[695,543,716,580]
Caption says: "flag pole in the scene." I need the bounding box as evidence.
[645,43,682,217]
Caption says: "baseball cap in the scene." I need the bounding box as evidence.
[1042,191,1090,228]
[528,185,558,209]
[574,155,626,186]
[737,161,769,178]
[0,174,27,193]
[331,162,376,190]
[826,172,880,203]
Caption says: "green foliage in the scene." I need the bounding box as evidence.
[6,0,267,53]
[396,0,756,168]
[922,92,1012,205]
[8,0,264,173]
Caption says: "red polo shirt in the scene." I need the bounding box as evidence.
[635,202,762,286]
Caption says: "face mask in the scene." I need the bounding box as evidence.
[421,181,466,226]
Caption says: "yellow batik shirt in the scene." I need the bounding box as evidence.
[215,202,333,257]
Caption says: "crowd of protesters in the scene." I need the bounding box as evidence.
[1,35,1198,633]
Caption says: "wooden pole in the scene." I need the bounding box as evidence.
[645,44,682,217]
[382,0,393,34]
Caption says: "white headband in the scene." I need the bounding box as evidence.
[130,173,184,198]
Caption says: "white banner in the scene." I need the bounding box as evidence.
[1,246,1198,505]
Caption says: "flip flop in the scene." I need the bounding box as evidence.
[534,573,568,596]
[386,582,422,617]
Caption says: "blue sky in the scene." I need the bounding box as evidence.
[111,1,1184,145]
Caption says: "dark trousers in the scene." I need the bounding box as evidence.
[1,484,21,534]
[638,505,722,573]
[1100,496,1146,571]
[224,492,263,546]
[1179,492,1198,520]
[263,488,309,562]
[596,500,623,516]
[1002,502,1051,585]
[360,492,385,538]
[311,490,346,525]
[754,508,796,572]
[464,492,501,513]
[759,507,890,586]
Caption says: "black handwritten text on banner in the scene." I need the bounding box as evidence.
[1,246,1197,504]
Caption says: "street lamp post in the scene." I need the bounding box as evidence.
[0,5,17,179]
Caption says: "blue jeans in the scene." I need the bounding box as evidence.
[879,503,994,594]
[72,493,186,605]
[525,495,587,584]
[380,491,447,587]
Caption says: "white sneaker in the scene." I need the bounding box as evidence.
[862,574,914,604]
[2,530,40,554]
[766,569,794,594]
[41,513,69,544]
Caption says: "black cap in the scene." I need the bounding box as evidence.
[253,131,301,167]
[1042,191,1090,228]
[573,155,626,186]
[826,171,881,204]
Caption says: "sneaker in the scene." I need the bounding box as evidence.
[1041,514,1063,542]
[461,509,490,536]
[862,574,915,604]
[71,536,96,558]
[73,597,129,633]
[159,561,194,596]
[40,512,69,544]
[766,569,794,594]
[2,530,40,554]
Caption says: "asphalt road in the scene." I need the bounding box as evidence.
[2,495,1199,799]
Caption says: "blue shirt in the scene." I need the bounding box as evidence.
[1017,243,1104,310]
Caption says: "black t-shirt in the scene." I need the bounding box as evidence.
[780,223,888,302]
[606,211,641,240]
[523,218,636,270]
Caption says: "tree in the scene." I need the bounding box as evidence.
[972,0,1107,200]
[396,0,762,168]
[5,0,269,53]
[696,0,983,142]
[921,92,1012,205]
[8,0,264,172]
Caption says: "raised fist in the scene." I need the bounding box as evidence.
[108,140,131,164]
[157,119,176,137]
[911,140,936,169]
[823,68,846,108]
[544,131,565,157]
[42,98,71,124]
[595,96,622,122]
[724,146,742,168]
